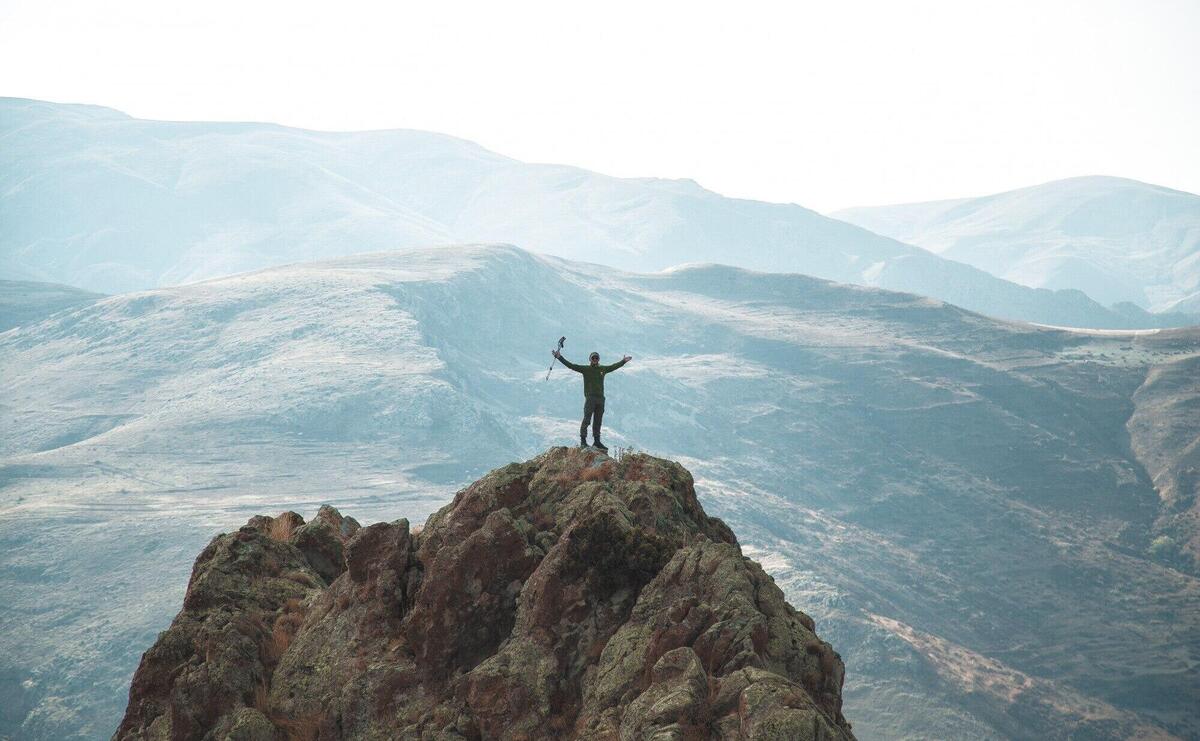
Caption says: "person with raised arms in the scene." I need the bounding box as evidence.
[552,348,632,452]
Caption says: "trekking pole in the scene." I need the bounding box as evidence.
[545,336,566,380]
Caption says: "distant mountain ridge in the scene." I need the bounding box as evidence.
[0,279,102,331]
[1,97,1190,329]
[834,176,1200,314]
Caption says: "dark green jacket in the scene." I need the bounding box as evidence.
[557,356,627,398]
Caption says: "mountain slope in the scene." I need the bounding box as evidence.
[0,279,103,331]
[835,176,1200,313]
[0,97,1181,329]
[1128,347,1200,567]
[1,245,1196,739]
[114,449,855,740]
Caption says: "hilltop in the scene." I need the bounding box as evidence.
[114,448,855,740]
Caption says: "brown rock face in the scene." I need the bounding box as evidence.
[114,448,854,740]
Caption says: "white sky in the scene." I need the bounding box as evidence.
[1,0,1197,212]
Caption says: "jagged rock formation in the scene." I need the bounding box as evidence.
[114,448,853,740]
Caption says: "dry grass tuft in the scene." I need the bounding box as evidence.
[282,570,319,588]
[253,681,270,712]
[264,598,307,667]
[269,613,304,662]
[272,714,323,741]
[234,611,270,643]
[267,514,302,542]
[550,469,580,487]
[578,462,612,482]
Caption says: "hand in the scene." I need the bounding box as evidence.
[622,355,632,363]
[553,349,561,358]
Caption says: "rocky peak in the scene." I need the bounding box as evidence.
[115,447,854,739]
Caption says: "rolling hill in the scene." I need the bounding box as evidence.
[0,279,103,331]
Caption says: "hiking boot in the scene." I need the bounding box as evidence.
[580,438,589,448]
[593,440,608,452]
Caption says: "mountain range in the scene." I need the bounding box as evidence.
[1,245,1197,739]
[835,176,1200,314]
[2,97,1194,330]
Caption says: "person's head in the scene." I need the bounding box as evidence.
[589,352,600,365]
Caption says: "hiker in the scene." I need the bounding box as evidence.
[552,349,632,451]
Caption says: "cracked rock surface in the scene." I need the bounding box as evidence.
[114,447,853,740]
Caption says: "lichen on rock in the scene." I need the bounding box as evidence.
[114,447,854,740]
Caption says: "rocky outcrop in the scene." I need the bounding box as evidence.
[1128,353,1200,569]
[114,448,853,740]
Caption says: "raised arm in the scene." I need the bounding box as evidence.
[601,355,632,372]
[554,351,585,373]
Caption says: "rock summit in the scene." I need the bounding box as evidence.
[115,447,853,740]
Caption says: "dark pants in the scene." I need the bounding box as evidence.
[581,396,605,442]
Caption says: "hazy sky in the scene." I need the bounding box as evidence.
[2,0,1196,211]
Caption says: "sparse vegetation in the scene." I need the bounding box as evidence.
[267,514,302,542]
[578,462,612,481]
[1149,535,1176,557]
[267,599,306,665]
